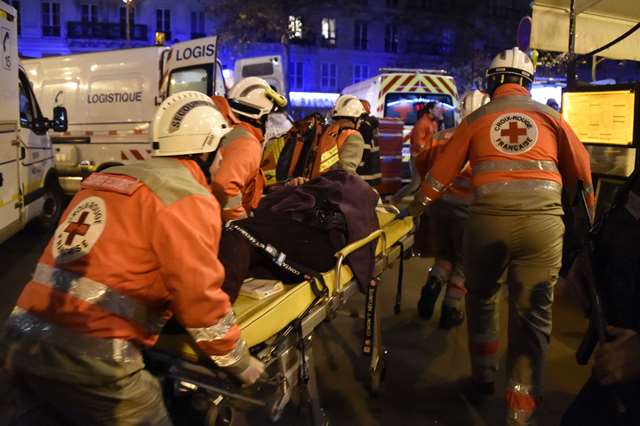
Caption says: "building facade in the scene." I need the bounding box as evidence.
[13,0,531,96]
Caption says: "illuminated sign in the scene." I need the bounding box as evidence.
[562,90,635,146]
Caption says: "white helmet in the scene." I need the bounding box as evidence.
[152,91,231,157]
[227,77,288,122]
[460,90,490,119]
[333,95,366,119]
[486,47,535,94]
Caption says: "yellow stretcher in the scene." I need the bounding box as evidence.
[147,206,414,425]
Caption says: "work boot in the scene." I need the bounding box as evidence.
[439,305,465,330]
[417,275,443,320]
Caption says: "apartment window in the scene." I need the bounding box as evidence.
[156,9,171,37]
[191,11,205,37]
[288,16,303,39]
[81,4,98,24]
[321,63,337,90]
[289,62,304,90]
[385,0,399,7]
[384,24,398,53]
[12,1,20,35]
[353,64,369,83]
[354,21,368,50]
[41,2,60,37]
[321,18,336,47]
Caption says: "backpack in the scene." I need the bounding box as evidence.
[272,114,353,182]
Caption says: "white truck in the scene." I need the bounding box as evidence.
[342,68,460,183]
[23,37,226,193]
[0,1,68,244]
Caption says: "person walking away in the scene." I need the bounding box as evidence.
[211,77,288,222]
[408,47,594,425]
[1,91,264,426]
[415,90,490,329]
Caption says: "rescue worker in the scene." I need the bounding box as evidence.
[355,99,382,188]
[392,101,445,204]
[415,90,490,329]
[211,77,288,222]
[331,94,367,174]
[408,47,594,425]
[1,91,264,425]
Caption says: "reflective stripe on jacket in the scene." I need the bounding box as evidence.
[420,84,594,215]
[210,122,265,222]
[4,158,245,369]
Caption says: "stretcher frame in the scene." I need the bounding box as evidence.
[147,208,414,426]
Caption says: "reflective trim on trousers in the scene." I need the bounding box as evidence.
[187,310,237,343]
[425,173,446,193]
[3,307,142,363]
[210,338,247,368]
[475,180,561,197]
[222,194,244,210]
[473,160,559,175]
[32,263,165,335]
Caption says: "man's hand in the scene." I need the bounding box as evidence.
[407,192,430,218]
[236,356,265,386]
[593,326,640,385]
[286,177,308,186]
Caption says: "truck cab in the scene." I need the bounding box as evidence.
[0,2,68,244]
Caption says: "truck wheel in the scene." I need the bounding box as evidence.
[35,181,65,232]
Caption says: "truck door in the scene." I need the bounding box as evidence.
[0,4,21,240]
[17,69,55,223]
[161,36,226,98]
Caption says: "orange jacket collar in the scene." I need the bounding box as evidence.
[236,121,264,144]
[493,83,531,99]
[178,158,209,189]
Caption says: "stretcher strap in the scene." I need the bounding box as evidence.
[394,241,405,315]
[362,278,378,356]
[225,222,327,298]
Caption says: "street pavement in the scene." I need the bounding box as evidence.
[0,225,590,426]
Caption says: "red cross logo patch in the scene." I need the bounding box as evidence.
[53,196,107,264]
[490,113,538,154]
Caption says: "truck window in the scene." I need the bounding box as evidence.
[19,81,34,128]
[169,66,209,96]
[384,92,455,128]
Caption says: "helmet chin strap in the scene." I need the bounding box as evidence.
[192,151,217,184]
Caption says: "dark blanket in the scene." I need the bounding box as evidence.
[220,170,379,300]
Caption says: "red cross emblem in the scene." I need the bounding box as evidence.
[64,211,91,245]
[500,121,528,145]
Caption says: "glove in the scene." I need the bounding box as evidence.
[407,192,431,218]
[235,356,265,386]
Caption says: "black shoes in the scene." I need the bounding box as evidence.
[439,305,465,329]
[417,275,443,320]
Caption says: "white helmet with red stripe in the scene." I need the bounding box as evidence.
[152,91,231,157]
[460,90,490,119]
[333,95,366,119]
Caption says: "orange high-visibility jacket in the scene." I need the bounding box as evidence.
[410,113,438,157]
[415,128,473,205]
[420,84,594,213]
[311,122,364,177]
[5,158,246,371]
[210,122,265,222]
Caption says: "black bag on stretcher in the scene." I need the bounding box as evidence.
[219,169,380,302]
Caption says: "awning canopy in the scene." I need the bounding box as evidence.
[531,0,640,61]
